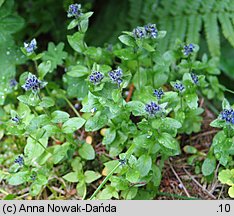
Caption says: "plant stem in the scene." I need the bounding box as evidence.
[89,162,121,200]
[137,58,140,89]
[63,96,81,117]
[224,88,234,95]
[28,134,48,152]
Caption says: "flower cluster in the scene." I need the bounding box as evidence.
[22,74,46,92]
[133,27,145,39]
[89,71,104,84]
[67,3,82,18]
[24,38,37,53]
[173,82,185,92]
[11,116,20,124]
[9,79,18,87]
[220,108,234,124]
[154,89,164,100]
[133,23,158,39]
[145,101,161,115]
[183,43,195,56]
[31,173,37,181]
[14,155,24,166]
[108,68,123,85]
[191,73,198,84]
[144,24,158,38]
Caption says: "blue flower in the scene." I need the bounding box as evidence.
[154,89,164,100]
[11,116,20,124]
[24,39,37,53]
[173,82,185,92]
[14,155,24,166]
[183,43,195,56]
[9,79,18,87]
[31,173,37,181]
[133,27,145,39]
[22,73,46,92]
[89,71,104,84]
[67,3,82,18]
[191,73,198,84]
[119,158,127,166]
[144,24,158,38]
[109,68,123,85]
[220,108,234,124]
[145,101,161,115]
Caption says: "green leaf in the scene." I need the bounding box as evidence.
[17,94,39,107]
[62,117,86,134]
[126,168,140,183]
[76,181,86,198]
[98,185,115,200]
[67,19,79,30]
[0,14,24,34]
[42,42,67,71]
[30,183,43,196]
[228,186,234,198]
[67,65,89,77]
[67,32,85,53]
[85,111,108,132]
[84,171,101,183]
[161,117,182,129]
[126,101,146,116]
[218,169,234,186]
[136,155,152,177]
[51,111,70,123]
[202,157,216,176]
[183,145,198,154]
[103,160,119,176]
[152,165,162,187]
[38,61,52,79]
[52,142,71,164]
[24,136,48,163]
[184,93,198,109]
[65,75,88,100]
[142,42,155,52]
[121,187,138,200]
[8,171,29,186]
[63,172,79,183]
[102,128,116,145]
[78,143,95,160]
[39,97,55,108]
[222,98,231,110]
[118,35,135,47]
[158,133,179,150]
[210,119,225,128]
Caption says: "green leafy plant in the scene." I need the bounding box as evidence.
[202,98,234,179]
[218,169,234,198]
[0,1,232,200]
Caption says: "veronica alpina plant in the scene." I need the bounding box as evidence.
[24,39,37,53]
[22,73,47,93]
[67,3,82,18]
[154,89,164,100]
[183,43,195,56]
[89,71,104,84]
[14,155,24,166]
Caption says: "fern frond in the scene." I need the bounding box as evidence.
[186,14,202,45]
[128,0,143,27]
[218,13,234,47]
[203,13,220,57]
[169,16,187,48]
[158,17,173,52]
